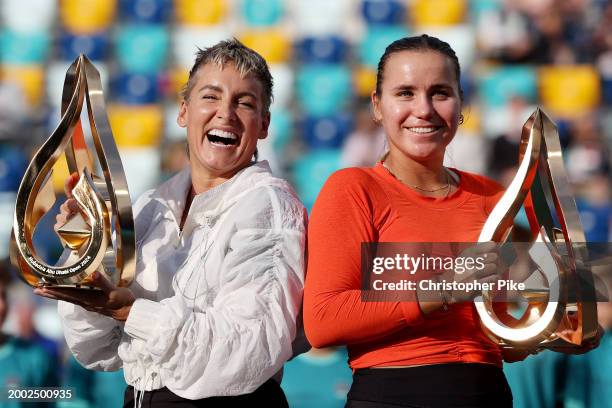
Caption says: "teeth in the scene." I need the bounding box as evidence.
[407,127,439,133]
[208,129,238,140]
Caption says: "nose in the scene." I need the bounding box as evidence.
[216,99,238,122]
[414,94,434,119]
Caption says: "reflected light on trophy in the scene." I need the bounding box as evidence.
[475,107,599,350]
[10,55,135,289]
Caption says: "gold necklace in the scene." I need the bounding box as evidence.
[383,162,451,194]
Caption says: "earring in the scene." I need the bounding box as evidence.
[459,114,465,125]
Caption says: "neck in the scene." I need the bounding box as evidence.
[189,162,252,194]
[385,151,448,188]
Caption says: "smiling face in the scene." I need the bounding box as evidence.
[177,62,270,188]
[372,50,461,166]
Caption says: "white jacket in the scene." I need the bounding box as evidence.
[58,161,307,399]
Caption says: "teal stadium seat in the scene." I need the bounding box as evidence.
[240,0,283,27]
[269,107,293,154]
[478,66,537,108]
[0,30,50,64]
[296,64,351,115]
[359,26,409,68]
[292,149,342,211]
[116,24,169,74]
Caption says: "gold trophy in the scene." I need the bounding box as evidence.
[10,55,135,289]
[475,107,599,350]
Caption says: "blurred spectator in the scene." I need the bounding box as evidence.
[566,113,610,184]
[503,350,566,408]
[58,355,126,408]
[159,139,189,181]
[486,96,533,184]
[0,261,59,407]
[281,347,352,408]
[563,303,612,408]
[340,102,385,167]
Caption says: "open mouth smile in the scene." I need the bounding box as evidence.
[206,129,239,146]
[405,126,441,134]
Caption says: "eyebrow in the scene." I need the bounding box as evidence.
[196,85,258,100]
[391,84,455,92]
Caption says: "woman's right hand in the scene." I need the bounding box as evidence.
[54,172,80,232]
[449,241,505,304]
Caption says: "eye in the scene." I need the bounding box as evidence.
[396,90,414,98]
[432,89,451,99]
[201,94,218,101]
[238,100,255,109]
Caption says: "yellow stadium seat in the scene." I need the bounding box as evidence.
[175,0,227,26]
[51,154,72,192]
[411,0,467,27]
[460,106,481,134]
[60,0,117,34]
[239,29,290,64]
[170,67,190,101]
[353,66,377,98]
[539,65,600,118]
[108,104,163,147]
[0,64,44,105]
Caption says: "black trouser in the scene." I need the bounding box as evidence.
[123,378,288,408]
[346,363,513,408]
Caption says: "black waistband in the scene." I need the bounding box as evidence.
[123,378,287,408]
[347,363,512,408]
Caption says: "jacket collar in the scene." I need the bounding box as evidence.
[150,161,276,230]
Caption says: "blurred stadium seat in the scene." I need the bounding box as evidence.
[539,65,600,119]
[0,65,45,106]
[301,113,352,149]
[108,104,163,147]
[296,36,348,64]
[361,0,406,26]
[240,0,284,27]
[478,66,538,108]
[119,0,171,23]
[58,31,111,62]
[292,149,343,211]
[240,29,291,64]
[296,64,352,115]
[359,26,410,68]
[1,0,56,33]
[60,0,117,35]
[410,0,467,27]
[174,0,227,26]
[115,24,170,73]
[0,30,50,65]
[113,72,161,105]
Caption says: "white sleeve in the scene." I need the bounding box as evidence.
[57,302,124,370]
[121,188,306,398]
[57,189,157,371]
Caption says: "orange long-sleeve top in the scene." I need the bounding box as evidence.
[304,163,508,369]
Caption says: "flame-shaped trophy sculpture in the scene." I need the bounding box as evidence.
[10,55,135,289]
[475,107,598,350]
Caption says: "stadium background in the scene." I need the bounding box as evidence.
[0,0,610,407]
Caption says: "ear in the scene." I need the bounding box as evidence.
[258,111,271,140]
[177,100,188,128]
[371,90,382,124]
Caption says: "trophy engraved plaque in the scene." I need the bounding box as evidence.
[474,107,599,350]
[10,55,136,289]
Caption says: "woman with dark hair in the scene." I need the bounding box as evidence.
[304,34,527,408]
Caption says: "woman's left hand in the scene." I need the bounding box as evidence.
[550,324,605,355]
[33,271,135,321]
